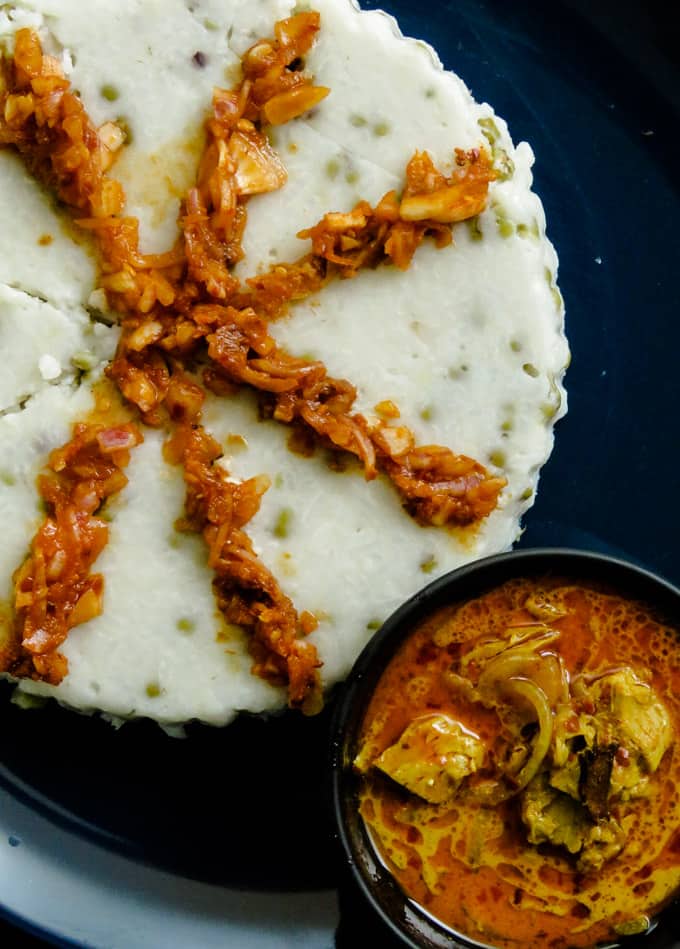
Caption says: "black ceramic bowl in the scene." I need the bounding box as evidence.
[330,548,680,949]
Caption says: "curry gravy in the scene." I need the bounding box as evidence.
[355,578,680,948]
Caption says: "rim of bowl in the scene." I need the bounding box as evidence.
[329,547,680,949]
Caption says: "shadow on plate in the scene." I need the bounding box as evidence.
[0,683,338,891]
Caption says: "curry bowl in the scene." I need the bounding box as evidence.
[330,548,680,949]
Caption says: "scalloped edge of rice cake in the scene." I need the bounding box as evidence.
[1,0,568,728]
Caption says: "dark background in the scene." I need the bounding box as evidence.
[1,0,679,946]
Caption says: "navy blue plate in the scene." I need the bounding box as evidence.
[1,1,679,945]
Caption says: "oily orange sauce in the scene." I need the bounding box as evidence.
[356,578,680,949]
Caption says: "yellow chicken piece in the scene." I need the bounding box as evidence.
[375,713,484,804]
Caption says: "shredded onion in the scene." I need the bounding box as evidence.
[7,422,142,683]
[477,648,568,710]
[505,677,554,791]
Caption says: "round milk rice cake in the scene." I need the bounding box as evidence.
[0,0,568,727]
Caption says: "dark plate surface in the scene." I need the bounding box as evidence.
[1,0,679,946]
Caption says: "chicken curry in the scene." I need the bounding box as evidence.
[354,577,680,948]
